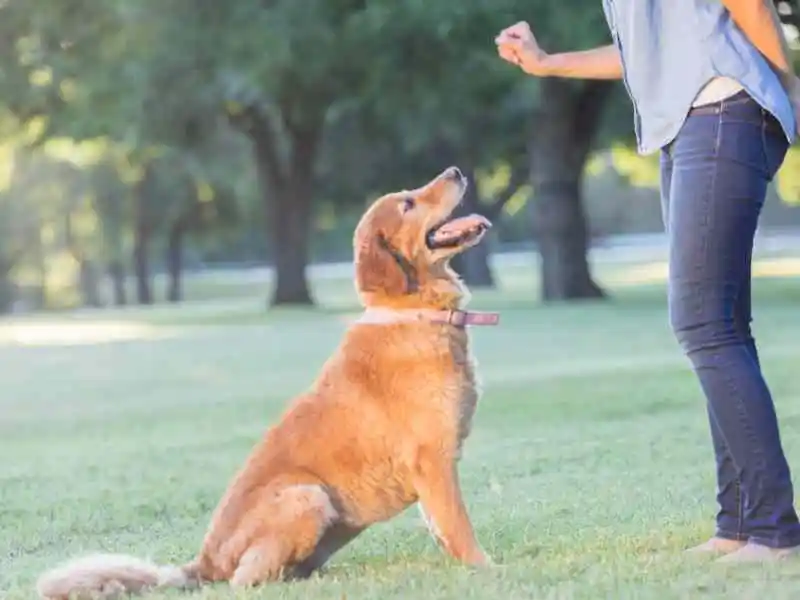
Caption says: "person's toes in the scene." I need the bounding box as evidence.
[716,542,800,563]
[684,537,747,556]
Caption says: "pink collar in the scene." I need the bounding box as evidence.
[356,308,500,327]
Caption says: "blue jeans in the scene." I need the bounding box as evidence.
[660,91,800,548]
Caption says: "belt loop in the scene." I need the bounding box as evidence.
[718,94,728,116]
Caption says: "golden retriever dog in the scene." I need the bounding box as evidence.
[36,165,500,599]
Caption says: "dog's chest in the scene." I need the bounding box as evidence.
[448,335,481,452]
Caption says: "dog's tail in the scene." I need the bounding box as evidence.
[36,553,203,600]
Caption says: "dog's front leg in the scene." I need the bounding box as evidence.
[413,449,490,566]
[417,503,444,547]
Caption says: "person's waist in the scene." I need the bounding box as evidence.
[692,77,743,107]
[687,89,783,134]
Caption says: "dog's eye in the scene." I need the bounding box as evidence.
[401,197,415,213]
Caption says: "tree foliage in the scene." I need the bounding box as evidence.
[0,0,794,313]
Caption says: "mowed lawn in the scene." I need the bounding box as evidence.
[3,255,800,599]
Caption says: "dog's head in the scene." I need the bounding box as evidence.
[353,166,491,309]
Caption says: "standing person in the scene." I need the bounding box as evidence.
[496,1,800,562]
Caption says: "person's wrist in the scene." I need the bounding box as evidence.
[520,49,553,77]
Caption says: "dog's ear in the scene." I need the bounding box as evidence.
[355,234,418,297]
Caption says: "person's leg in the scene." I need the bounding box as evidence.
[661,139,747,553]
[667,94,800,553]
[705,210,763,547]
[734,256,759,365]
[705,250,757,545]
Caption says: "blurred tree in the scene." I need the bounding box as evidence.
[777,148,800,204]
[207,0,543,303]
[89,159,132,306]
[156,153,241,303]
[1,0,790,311]
[0,0,252,307]
[60,162,104,307]
[0,149,41,312]
[776,0,799,29]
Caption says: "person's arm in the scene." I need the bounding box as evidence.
[535,45,623,80]
[721,0,798,92]
[495,22,623,80]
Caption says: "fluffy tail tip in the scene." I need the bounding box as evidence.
[36,553,196,600]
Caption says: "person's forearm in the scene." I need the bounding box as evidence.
[527,45,623,80]
[722,0,797,88]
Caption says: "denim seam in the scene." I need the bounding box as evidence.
[761,112,768,181]
[735,479,744,539]
[713,317,770,522]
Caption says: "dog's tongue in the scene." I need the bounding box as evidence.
[431,214,492,243]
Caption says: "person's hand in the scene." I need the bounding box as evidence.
[495,21,549,76]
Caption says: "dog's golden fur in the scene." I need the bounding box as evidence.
[36,166,492,599]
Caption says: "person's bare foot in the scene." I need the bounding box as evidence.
[684,537,747,556]
[716,542,800,563]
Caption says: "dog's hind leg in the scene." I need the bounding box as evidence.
[229,484,338,587]
[290,523,364,580]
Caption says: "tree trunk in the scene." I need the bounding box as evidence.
[64,212,103,308]
[0,264,15,315]
[78,259,103,308]
[133,234,151,305]
[450,170,495,288]
[232,101,323,307]
[529,179,603,300]
[529,79,612,301]
[251,118,319,307]
[268,179,315,306]
[166,219,186,303]
[34,227,47,310]
[108,261,127,306]
[133,165,154,305]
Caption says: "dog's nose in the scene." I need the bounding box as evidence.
[446,166,464,181]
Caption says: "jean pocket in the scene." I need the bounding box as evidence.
[714,117,771,176]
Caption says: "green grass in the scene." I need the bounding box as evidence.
[3,257,800,599]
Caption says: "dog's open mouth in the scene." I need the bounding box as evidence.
[426,214,492,250]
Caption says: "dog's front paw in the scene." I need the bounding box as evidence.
[466,549,494,568]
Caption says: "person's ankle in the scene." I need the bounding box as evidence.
[717,541,800,562]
